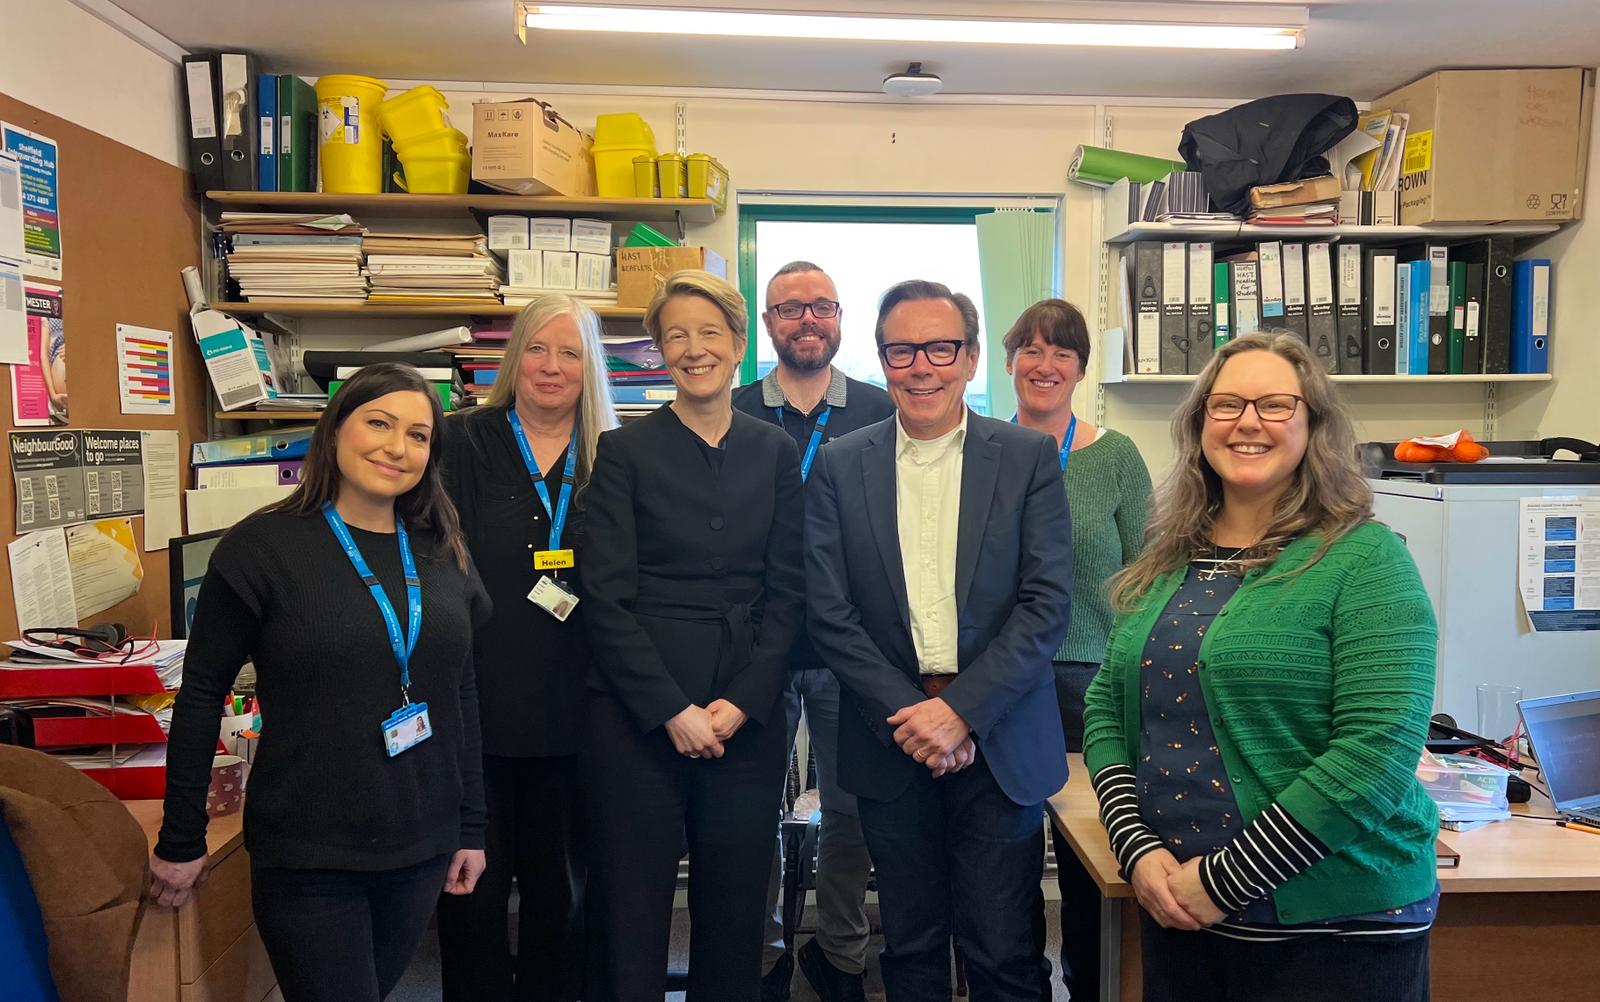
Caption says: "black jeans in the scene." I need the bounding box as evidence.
[1140,914,1431,1002]
[437,753,585,1002]
[252,853,452,1002]
[857,752,1052,1002]
[1052,660,1101,998]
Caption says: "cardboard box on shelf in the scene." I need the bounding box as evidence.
[508,249,542,289]
[571,218,613,255]
[616,246,728,308]
[530,217,573,251]
[577,252,612,292]
[1375,68,1595,224]
[471,98,596,197]
[487,215,530,255]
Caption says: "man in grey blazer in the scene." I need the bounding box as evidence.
[805,280,1073,1002]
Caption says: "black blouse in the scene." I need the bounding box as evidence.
[442,404,592,758]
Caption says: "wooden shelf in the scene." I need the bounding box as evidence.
[1104,221,1562,245]
[206,190,719,223]
[1105,373,1554,385]
[214,301,644,319]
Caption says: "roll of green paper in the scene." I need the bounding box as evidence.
[1068,145,1187,187]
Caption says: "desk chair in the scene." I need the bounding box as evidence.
[0,807,59,1002]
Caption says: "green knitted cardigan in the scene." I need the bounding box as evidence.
[1083,521,1441,924]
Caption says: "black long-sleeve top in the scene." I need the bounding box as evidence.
[442,404,591,758]
[155,510,491,870]
[579,405,805,732]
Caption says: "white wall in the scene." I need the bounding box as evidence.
[1498,94,1600,446]
[1,0,186,167]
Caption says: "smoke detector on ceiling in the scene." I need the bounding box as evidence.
[882,63,943,97]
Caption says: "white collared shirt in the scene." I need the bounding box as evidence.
[895,409,967,675]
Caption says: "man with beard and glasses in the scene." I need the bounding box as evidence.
[734,260,894,1002]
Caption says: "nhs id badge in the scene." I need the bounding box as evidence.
[528,574,579,621]
[382,701,432,757]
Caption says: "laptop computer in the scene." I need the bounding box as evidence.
[1519,690,1600,826]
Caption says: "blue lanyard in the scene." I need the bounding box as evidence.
[1010,413,1077,471]
[322,503,421,700]
[506,410,578,550]
[774,405,831,482]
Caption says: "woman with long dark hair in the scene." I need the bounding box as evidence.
[150,363,491,1002]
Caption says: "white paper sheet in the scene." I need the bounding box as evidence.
[0,151,24,264]
[184,484,295,534]
[116,325,175,415]
[1517,496,1600,632]
[0,258,25,365]
[139,430,182,550]
[7,526,78,632]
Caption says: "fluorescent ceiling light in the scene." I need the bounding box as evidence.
[519,4,1305,50]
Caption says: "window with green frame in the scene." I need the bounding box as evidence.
[738,204,1007,414]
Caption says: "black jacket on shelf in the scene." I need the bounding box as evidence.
[1180,93,1359,215]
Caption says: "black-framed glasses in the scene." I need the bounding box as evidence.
[1204,392,1305,422]
[879,339,966,369]
[768,299,840,320]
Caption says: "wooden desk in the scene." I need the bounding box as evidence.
[1047,754,1600,1001]
[125,802,280,1002]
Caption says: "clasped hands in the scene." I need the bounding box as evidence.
[1130,849,1227,930]
[887,697,976,778]
[664,699,747,759]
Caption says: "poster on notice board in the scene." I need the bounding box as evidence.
[11,281,65,425]
[0,122,62,281]
[9,429,147,533]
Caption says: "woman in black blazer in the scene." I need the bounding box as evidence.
[581,269,805,1001]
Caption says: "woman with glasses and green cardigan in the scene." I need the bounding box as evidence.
[1084,332,1440,1002]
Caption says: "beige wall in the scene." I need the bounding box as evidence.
[398,83,1595,475]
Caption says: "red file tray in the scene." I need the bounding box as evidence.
[0,663,171,698]
[30,709,168,748]
[78,763,166,799]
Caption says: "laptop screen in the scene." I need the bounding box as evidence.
[1520,691,1600,813]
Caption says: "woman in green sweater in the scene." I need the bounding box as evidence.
[1084,331,1439,1002]
[1005,298,1151,998]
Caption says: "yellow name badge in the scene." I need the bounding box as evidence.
[534,549,575,570]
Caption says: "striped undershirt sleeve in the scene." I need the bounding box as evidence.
[1090,765,1166,876]
[1198,803,1331,914]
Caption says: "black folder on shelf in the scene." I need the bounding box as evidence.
[1363,247,1398,375]
[182,53,224,195]
[1280,242,1309,341]
[1454,238,1515,374]
[1160,242,1189,374]
[218,52,258,191]
[1306,241,1337,372]
[1336,243,1363,373]
[1186,242,1215,374]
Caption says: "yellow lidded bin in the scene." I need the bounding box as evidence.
[592,113,657,198]
[686,154,729,212]
[393,126,469,161]
[656,153,686,198]
[377,85,450,146]
[315,74,388,193]
[394,152,471,194]
[633,155,659,197]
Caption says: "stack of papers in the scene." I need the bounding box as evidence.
[500,288,618,309]
[362,222,503,304]
[223,212,367,303]
[3,637,187,687]
[1418,751,1514,826]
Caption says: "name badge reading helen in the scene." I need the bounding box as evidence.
[534,548,575,570]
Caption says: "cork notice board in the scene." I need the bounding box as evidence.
[0,91,206,640]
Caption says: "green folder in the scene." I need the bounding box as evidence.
[1213,262,1232,349]
[1447,261,1467,374]
[277,75,317,192]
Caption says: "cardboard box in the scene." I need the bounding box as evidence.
[530,217,573,252]
[571,218,613,256]
[508,249,542,289]
[487,215,530,255]
[577,252,612,291]
[543,251,578,290]
[1375,68,1595,224]
[190,309,286,411]
[615,246,729,308]
[471,98,596,197]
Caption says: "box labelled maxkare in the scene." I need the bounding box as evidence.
[1376,68,1595,224]
[616,247,728,308]
[471,98,596,197]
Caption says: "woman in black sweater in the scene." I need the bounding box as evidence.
[150,363,491,1002]
[581,270,805,1000]
[435,294,617,1002]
